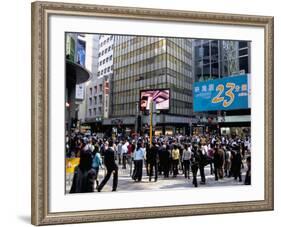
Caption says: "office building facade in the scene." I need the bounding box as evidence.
[104,35,194,136]
[83,35,114,135]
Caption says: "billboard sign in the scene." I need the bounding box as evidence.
[193,74,250,112]
[140,89,170,111]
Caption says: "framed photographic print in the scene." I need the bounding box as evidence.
[31,1,274,225]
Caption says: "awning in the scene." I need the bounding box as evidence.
[66,59,92,88]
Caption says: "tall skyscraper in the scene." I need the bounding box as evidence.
[104,35,194,136]
[194,40,251,81]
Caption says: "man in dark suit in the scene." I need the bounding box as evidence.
[213,143,225,180]
[97,140,118,192]
[232,145,243,182]
[146,141,159,182]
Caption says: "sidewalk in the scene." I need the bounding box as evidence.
[66,163,247,193]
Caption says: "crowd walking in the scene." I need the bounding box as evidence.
[67,132,251,193]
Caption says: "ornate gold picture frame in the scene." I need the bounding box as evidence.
[31,1,274,225]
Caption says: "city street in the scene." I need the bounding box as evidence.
[66,162,247,193]
[65,33,252,195]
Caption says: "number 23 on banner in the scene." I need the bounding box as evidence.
[212,83,235,108]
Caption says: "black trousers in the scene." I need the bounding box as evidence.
[199,164,206,183]
[191,164,199,187]
[118,154,122,165]
[183,160,190,178]
[209,161,214,175]
[98,167,118,191]
[233,169,242,181]
[172,159,179,176]
[162,161,170,177]
[133,160,143,181]
[148,162,158,181]
[122,154,127,169]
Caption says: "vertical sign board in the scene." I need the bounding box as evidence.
[103,80,109,119]
[66,35,76,62]
[193,74,250,112]
[75,84,85,100]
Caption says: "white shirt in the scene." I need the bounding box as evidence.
[117,143,122,154]
[182,148,192,161]
[84,144,94,152]
[202,145,208,155]
[121,144,128,155]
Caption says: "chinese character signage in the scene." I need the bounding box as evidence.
[193,75,251,112]
[103,80,110,119]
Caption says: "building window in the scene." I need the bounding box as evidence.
[89,97,92,106]
[97,72,100,77]
[239,49,248,56]
[98,107,102,114]
[93,108,96,115]
[106,57,109,62]
[89,109,92,116]
[99,84,103,92]
[110,55,113,60]
[101,70,103,75]
[94,96,97,105]
[103,59,105,64]
[107,66,110,72]
[99,95,102,104]
[94,86,97,94]
[89,87,92,96]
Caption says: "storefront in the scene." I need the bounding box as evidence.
[220,126,250,137]
[218,115,251,137]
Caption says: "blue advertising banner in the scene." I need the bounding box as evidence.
[77,39,86,66]
[193,75,250,112]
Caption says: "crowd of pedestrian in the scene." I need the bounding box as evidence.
[67,132,251,193]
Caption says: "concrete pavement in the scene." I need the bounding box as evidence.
[66,163,248,193]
